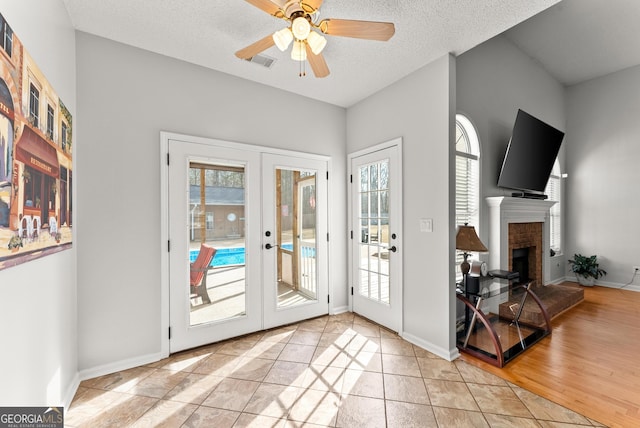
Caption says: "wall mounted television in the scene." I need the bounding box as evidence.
[497,109,564,199]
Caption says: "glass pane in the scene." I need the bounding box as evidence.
[370,164,378,191]
[189,163,246,326]
[277,168,318,308]
[379,162,389,190]
[357,160,391,306]
[380,274,389,304]
[360,193,369,218]
[360,167,368,192]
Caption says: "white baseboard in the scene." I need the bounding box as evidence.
[78,351,165,382]
[401,331,460,362]
[330,305,349,315]
[62,373,81,409]
[560,275,640,292]
[597,281,640,292]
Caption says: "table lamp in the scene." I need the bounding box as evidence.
[456,223,488,275]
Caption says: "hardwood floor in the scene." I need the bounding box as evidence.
[461,282,640,428]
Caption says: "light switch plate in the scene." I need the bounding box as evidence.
[420,218,433,232]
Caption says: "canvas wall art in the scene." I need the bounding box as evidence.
[0,13,73,270]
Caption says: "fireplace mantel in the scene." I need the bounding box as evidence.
[486,197,556,284]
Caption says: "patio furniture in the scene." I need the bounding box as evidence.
[32,216,41,241]
[19,215,33,241]
[190,243,217,305]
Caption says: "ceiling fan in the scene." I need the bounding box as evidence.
[235,0,395,78]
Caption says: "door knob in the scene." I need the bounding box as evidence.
[389,246,397,253]
[265,243,276,249]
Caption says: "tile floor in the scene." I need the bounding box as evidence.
[67,313,605,427]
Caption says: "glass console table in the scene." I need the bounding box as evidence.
[456,271,551,367]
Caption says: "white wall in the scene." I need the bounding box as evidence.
[0,1,77,406]
[75,32,347,372]
[565,65,640,288]
[456,35,566,281]
[347,55,457,358]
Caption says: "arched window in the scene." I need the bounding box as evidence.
[545,159,561,255]
[455,114,481,275]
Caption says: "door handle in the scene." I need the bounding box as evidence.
[265,243,278,249]
[389,246,397,253]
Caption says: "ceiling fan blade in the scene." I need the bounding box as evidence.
[235,34,276,59]
[305,43,329,78]
[244,0,285,17]
[319,18,395,41]
[301,0,324,12]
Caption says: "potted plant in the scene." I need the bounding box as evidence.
[54,232,62,243]
[7,235,23,252]
[568,253,607,286]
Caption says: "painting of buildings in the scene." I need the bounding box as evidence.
[0,13,72,270]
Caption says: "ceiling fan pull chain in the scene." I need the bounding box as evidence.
[299,45,306,77]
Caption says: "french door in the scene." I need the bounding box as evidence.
[261,153,329,329]
[168,140,262,352]
[166,137,329,353]
[349,141,403,332]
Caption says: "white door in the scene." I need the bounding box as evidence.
[168,139,262,352]
[349,142,403,332]
[261,153,329,329]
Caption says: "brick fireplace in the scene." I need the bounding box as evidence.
[509,222,543,284]
[486,197,555,284]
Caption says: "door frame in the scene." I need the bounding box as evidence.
[160,131,332,357]
[347,137,404,335]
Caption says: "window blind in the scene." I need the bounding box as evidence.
[546,173,561,253]
[455,114,481,278]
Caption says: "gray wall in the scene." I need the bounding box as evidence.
[0,0,77,406]
[456,35,567,281]
[348,55,457,358]
[76,32,347,372]
[565,65,640,288]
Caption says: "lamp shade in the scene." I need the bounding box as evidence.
[273,27,293,51]
[291,16,311,40]
[455,224,488,252]
[456,224,487,276]
[307,31,327,55]
[291,40,307,61]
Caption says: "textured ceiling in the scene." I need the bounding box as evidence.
[503,0,640,86]
[62,0,562,107]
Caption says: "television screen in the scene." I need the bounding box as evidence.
[497,109,564,195]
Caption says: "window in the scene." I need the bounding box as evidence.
[29,83,39,127]
[61,122,68,152]
[546,159,561,255]
[0,15,12,57]
[455,114,481,275]
[23,167,42,210]
[46,104,54,139]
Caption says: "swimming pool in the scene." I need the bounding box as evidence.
[189,247,246,267]
[189,243,304,267]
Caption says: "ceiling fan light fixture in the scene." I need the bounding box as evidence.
[273,27,293,51]
[307,30,327,55]
[291,16,311,40]
[291,40,307,61]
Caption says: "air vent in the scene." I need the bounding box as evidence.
[245,54,276,69]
